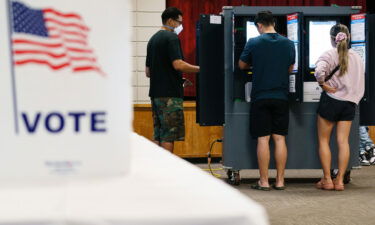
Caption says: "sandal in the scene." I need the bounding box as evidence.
[251,181,270,191]
[272,184,286,190]
[333,179,345,191]
[316,179,334,190]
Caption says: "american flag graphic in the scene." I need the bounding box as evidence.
[10,1,104,74]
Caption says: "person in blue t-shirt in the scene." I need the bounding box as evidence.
[239,11,295,191]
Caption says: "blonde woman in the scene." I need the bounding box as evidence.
[315,24,365,191]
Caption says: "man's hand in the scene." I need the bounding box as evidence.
[289,64,294,74]
[238,60,250,70]
[321,83,337,93]
[182,78,193,87]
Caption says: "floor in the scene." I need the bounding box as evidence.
[196,163,375,225]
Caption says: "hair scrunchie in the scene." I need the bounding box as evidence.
[335,32,347,43]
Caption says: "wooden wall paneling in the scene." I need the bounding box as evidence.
[133,102,223,158]
[133,104,154,140]
[368,126,375,143]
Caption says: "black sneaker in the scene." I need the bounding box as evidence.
[365,146,373,159]
[331,169,338,179]
[360,154,371,166]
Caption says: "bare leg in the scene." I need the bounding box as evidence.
[272,134,287,187]
[257,135,271,187]
[161,142,174,153]
[335,121,352,185]
[317,115,335,183]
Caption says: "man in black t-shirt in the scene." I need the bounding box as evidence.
[146,7,199,153]
[239,11,295,191]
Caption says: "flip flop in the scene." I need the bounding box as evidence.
[272,184,286,190]
[251,181,270,191]
[316,179,334,190]
[333,179,345,191]
[334,183,345,191]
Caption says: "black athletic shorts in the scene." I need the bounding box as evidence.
[250,99,289,138]
[317,92,356,122]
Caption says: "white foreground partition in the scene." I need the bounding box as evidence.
[0,0,131,179]
[0,1,269,224]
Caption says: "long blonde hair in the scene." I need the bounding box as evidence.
[330,24,350,76]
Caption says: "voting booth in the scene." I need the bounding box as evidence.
[197,6,375,184]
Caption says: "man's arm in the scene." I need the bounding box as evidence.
[238,60,251,70]
[288,64,294,74]
[172,59,200,73]
[238,40,253,70]
[145,66,150,78]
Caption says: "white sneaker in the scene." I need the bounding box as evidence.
[369,148,375,165]
[360,154,371,166]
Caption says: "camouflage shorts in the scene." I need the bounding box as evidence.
[151,97,185,142]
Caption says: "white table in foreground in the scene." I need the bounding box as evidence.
[0,133,268,225]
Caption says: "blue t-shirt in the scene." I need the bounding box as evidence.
[240,33,295,102]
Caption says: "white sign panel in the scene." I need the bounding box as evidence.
[351,14,366,43]
[287,14,298,42]
[351,43,366,64]
[0,0,131,179]
[289,75,296,93]
[303,82,322,102]
[287,14,299,73]
[293,42,299,72]
[210,15,221,24]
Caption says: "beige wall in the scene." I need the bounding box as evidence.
[131,0,166,103]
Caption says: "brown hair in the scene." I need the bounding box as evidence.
[254,11,275,27]
[330,24,350,76]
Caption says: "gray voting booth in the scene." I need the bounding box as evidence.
[196,6,375,184]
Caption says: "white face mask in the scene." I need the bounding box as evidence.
[174,24,183,35]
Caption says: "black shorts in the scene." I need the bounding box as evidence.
[317,92,356,122]
[250,99,289,138]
